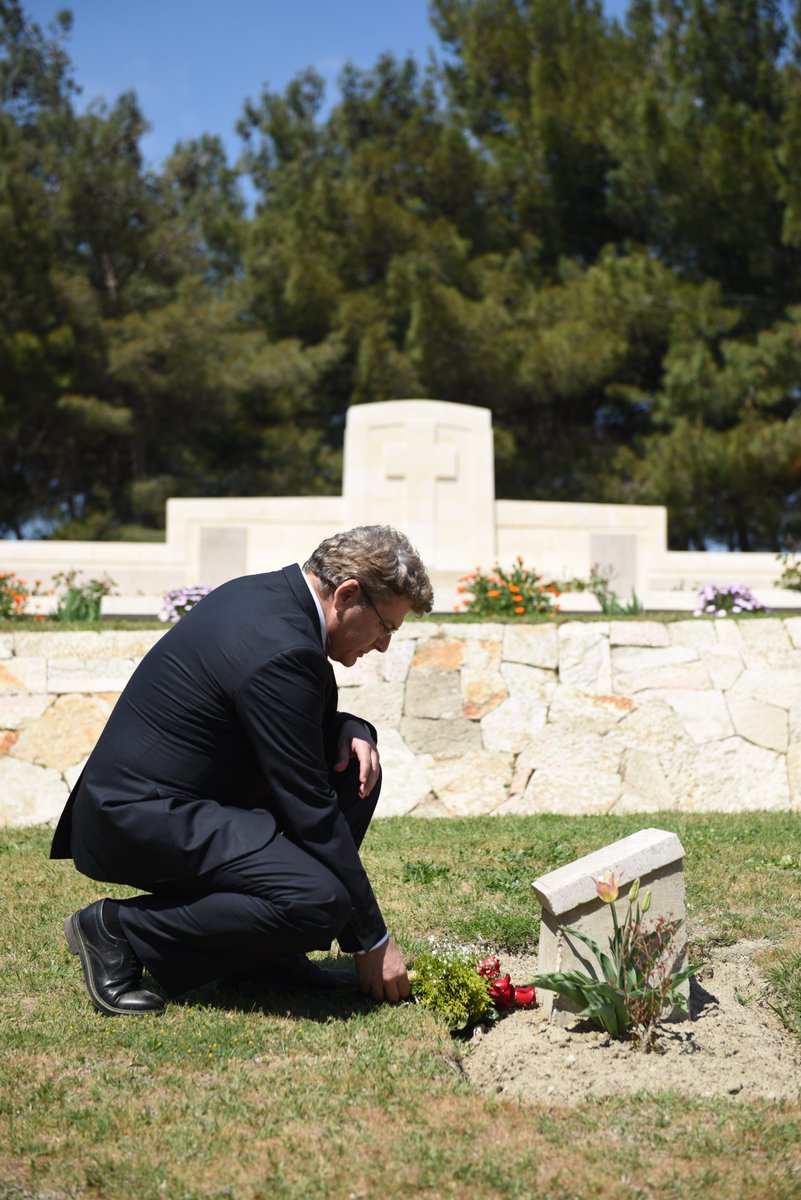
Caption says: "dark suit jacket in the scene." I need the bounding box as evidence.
[50,564,386,952]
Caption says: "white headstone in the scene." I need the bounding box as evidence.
[342,400,496,572]
[532,828,689,1025]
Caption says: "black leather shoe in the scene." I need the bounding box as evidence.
[64,900,165,1016]
[230,953,356,995]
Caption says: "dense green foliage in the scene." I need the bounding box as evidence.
[4,0,801,547]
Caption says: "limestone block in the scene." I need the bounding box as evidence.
[611,644,699,673]
[372,727,433,816]
[613,661,711,695]
[734,618,792,657]
[784,617,801,649]
[667,620,718,648]
[660,689,734,745]
[47,656,137,693]
[423,749,513,815]
[399,716,482,756]
[337,682,405,729]
[0,634,12,659]
[615,748,674,811]
[462,638,502,672]
[0,730,18,755]
[502,726,623,814]
[660,737,790,810]
[404,669,463,719]
[725,665,801,712]
[504,766,623,815]
[14,630,165,659]
[382,639,415,683]
[479,663,552,753]
[532,828,687,1024]
[609,621,670,647]
[0,693,52,730]
[65,757,88,790]
[502,624,559,669]
[557,623,611,691]
[714,620,745,650]
[411,639,466,671]
[613,701,691,756]
[441,622,506,642]
[332,653,384,688]
[461,668,508,720]
[394,621,445,643]
[726,697,788,753]
[546,685,634,735]
[0,658,47,694]
[9,693,113,772]
[699,647,744,691]
[0,757,69,826]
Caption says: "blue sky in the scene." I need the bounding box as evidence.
[22,0,628,171]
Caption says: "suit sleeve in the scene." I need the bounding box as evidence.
[234,644,387,951]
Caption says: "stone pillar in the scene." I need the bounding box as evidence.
[532,828,688,1025]
[342,400,496,575]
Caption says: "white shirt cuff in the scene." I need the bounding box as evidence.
[355,932,389,955]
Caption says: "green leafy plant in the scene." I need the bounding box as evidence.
[533,870,703,1051]
[52,570,116,621]
[454,557,560,618]
[776,549,801,593]
[410,941,536,1031]
[559,565,643,615]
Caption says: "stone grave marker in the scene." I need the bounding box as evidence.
[532,827,688,1025]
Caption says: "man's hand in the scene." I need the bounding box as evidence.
[354,936,410,1004]
[334,718,380,798]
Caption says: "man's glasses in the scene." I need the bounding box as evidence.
[358,581,398,637]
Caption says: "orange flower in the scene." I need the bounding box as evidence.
[514,605,525,614]
[516,555,524,563]
[509,584,520,593]
[456,585,465,594]
[487,589,500,599]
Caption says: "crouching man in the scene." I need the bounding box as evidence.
[50,525,433,1015]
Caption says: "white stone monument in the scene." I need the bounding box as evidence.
[343,399,496,577]
[532,828,689,1025]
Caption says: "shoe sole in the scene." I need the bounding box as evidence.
[64,912,160,1017]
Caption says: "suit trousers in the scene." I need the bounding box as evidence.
[116,760,380,997]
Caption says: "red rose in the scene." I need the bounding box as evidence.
[514,986,536,1008]
[477,955,501,979]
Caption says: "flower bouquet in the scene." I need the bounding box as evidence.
[409,939,536,1032]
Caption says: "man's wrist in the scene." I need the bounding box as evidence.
[355,932,389,956]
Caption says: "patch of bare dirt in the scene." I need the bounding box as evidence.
[463,941,801,1106]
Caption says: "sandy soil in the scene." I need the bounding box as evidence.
[463,940,801,1106]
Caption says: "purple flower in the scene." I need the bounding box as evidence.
[160,584,212,622]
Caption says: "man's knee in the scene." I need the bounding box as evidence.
[285,873,351,942]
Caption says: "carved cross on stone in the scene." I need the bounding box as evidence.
[383,430,459,515]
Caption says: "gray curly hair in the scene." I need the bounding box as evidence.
[304,525,434,615]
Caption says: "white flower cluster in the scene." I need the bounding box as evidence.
[424,935,487,966]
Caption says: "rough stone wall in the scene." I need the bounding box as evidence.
[3,620,801,827]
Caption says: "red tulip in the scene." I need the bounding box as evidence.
[514,986,536,1007]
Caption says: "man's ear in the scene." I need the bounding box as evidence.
[332,579,360,611]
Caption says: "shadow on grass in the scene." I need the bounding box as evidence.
[168,957,383,1024]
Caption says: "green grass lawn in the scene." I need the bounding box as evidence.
[2,813,800,1200]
